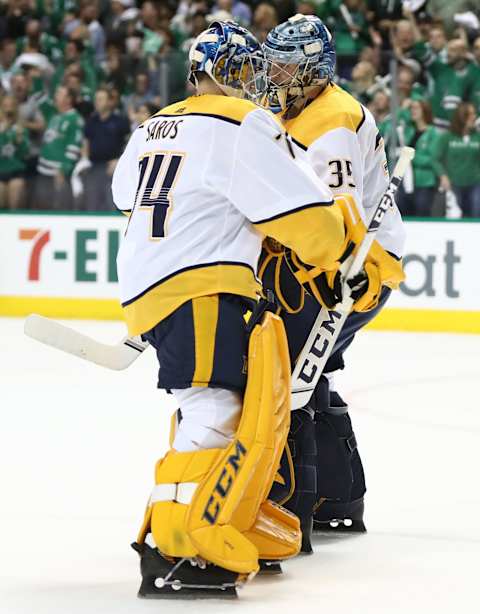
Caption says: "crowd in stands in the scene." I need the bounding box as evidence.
[0,0,480,217]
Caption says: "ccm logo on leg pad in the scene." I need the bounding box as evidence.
[202,440,247,524]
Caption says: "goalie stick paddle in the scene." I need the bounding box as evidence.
[290,146,415,410]
[24,314,149,370]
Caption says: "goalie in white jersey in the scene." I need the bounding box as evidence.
[260,14,406,549]
[112,21,370,598]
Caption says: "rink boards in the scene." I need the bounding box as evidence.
[0,211,479,333]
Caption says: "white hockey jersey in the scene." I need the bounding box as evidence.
[284,83,406,258]
[112,95,347,336]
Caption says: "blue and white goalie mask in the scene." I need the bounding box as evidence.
[188,21,266,104]
[263,14,336,113]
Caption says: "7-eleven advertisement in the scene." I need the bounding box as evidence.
[1,213,480,331]
[0,213,126,318]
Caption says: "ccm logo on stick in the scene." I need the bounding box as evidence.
[298,310,342,384]
[202,440,247,525]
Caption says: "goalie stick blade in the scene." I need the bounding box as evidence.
[24,314,149,370]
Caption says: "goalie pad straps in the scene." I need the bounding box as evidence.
[137,313,300,574]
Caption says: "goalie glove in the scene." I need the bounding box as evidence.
[284,241,356,310]
[284,239,404,313]
[347,242,405,312]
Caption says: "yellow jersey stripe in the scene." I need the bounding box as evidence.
[284,84,365,148]
[152,94,258,125]
[122,262,260,336]
[254,204,345,272]
[192,295,219,387]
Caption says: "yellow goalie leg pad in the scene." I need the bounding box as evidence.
[243,500,301,560]
[137,313,299,573]
[186,312,297,572]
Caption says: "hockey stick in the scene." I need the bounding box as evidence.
[290,146,415,410]
[24,314,149,370]
[24,148,413,374]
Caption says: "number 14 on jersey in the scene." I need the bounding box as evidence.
[133,151,185,240]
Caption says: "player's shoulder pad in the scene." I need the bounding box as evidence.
[147,95,259,127]
[286,83,366,149]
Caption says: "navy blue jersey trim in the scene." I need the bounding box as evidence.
[150,112,241,127]
[356,105,366,133]
[290,135,308,151]
[253,200,334,224]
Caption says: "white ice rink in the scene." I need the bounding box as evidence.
[1,317,479,614]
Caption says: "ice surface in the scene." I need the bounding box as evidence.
[1,317,479,614]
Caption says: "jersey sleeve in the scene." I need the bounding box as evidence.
[225,108,347,271]
[307,107,405,257]
[111,127,141,213]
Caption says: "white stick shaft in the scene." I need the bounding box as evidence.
[290,147,414,409]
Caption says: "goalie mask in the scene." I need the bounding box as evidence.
[263,14,336,114]
[188,21,266,104]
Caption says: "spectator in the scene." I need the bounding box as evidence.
[66,0,106,64]
[467,39,480,114]
[35,86,84,210]
[124,71,154,125]
[391,17,424,76]
[428,24,448,63]
[10,72,46,188]
[347,60,376,104]
[0,95,30,209]
[473,36,480,66]
[397,100,440,216]
[210,0,252,26]
[83,87,130,211]
[0,39,19,92]
[333,0,371,78]
[433,102,480,217]
[251,3,279,43]
[180,11,209,55]
[367,0,403,32]
[0,0,474,216]
[1,0,34,39]
[132,101,157,127]
[428,0,480,32]
[369,89,391,125]
[63,64,95,118]
[50,39,98,100]
[414,35,473,130]
[396,65,425,106]
[295,2,316,17]
[140,2,166,56]
[100,41,130,94]
[107,85,123,112]
[269,0,296,24]
[15,18,63,64]
[105,0,139,40]
[150,28,188,107]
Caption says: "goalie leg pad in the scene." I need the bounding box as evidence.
[269,408,318,553]
[138,313,300,575]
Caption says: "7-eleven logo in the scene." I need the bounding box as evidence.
[19,229,51,281]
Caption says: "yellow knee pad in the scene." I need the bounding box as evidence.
[136,312,301,574]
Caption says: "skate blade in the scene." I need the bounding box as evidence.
[138,586,237,600]
[312,519,366,534]
[132,542,241,600]
[258,560,283,575]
